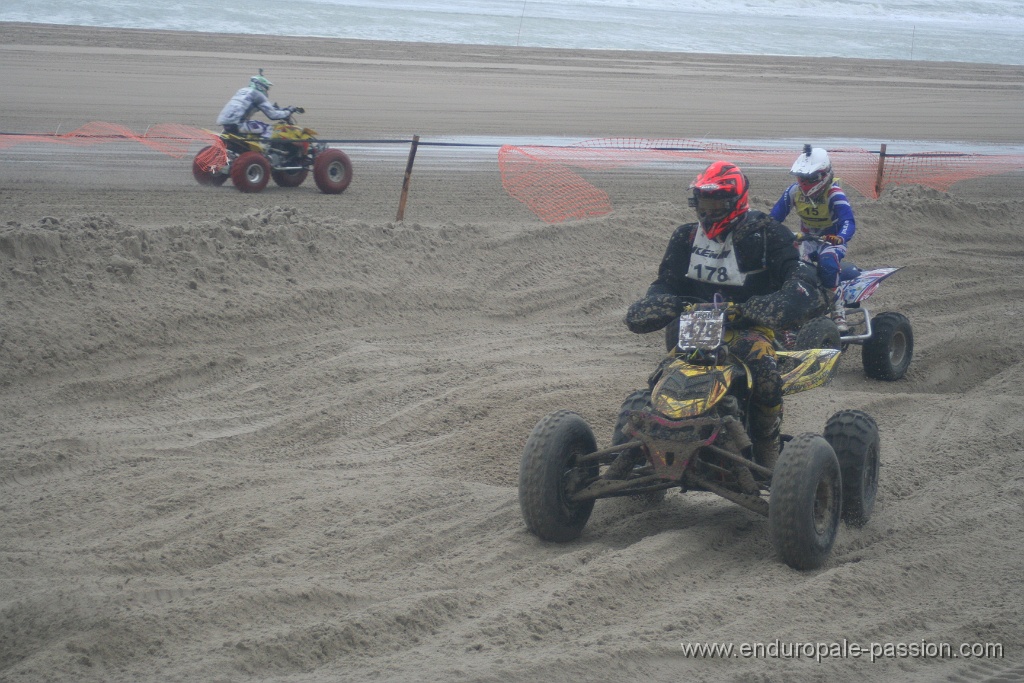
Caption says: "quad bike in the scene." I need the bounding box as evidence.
[776,235,913,381]
[665,237,914,381]
[191,108,353,194]
[519,297,880,570]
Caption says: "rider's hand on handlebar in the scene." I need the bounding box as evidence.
[679,301,742,324]
[724,302,743,325]
[821,234,845,245]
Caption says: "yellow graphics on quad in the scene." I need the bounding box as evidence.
[271,122,318,141]
[778,349,842,395]
[222,121,319,154]
[649,347,840,420]
[650,358,751,420]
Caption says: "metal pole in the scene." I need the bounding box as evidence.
[396,135,419,222]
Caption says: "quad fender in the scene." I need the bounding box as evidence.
[220,133,263,154]
[272,123,317,141]
[778,348,842,396]
[841,267,902,305]
[650,357,750,420]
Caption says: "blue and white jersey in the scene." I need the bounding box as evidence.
[770,182,856,243]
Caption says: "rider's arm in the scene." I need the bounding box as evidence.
[738,218,827,329]
[624,224,695,333]
[252,91,293,121]
[768,185,795,223]
[827,186,856,243]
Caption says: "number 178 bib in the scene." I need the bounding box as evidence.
[686,230,761,286]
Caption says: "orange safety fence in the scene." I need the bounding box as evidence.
[499,138,1024,223]
[0,121,220,157]
[5,126,1023,225]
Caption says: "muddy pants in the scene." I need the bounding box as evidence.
[726,327,783,446]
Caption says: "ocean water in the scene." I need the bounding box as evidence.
[2,0,1023,65]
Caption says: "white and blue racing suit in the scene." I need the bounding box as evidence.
[770,182,856,289]
[216,87,292,138]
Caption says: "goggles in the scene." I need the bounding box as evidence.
[689,194,733,218]
[796,171,827,193]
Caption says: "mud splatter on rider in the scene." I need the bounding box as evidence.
[624,161,828,467]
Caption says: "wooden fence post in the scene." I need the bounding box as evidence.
[874,143,887,198]
[396,135,420,221]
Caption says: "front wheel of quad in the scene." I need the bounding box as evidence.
[824,410,880,527]
[230,151,271,193]
[313,149,353,194]
[769,433,842,570]
[612,389,666,505]
[862,312,913,380]
[519,410,599,542]
[795,316,842,351]
[271,168,308,188]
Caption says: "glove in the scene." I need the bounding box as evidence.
[724,303,743,326]
[290,106,305,114]
[624,293,685,334]
[822,234,845,245]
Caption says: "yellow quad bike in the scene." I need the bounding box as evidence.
[518,299,881,570]
[192,108,353,194]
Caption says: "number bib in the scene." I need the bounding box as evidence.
[687,230,758,286]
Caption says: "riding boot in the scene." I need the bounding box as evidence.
[831,287,849,333]
[749,403,783,470]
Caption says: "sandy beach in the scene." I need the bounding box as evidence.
[1,22,1023,683]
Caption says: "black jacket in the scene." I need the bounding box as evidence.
[625,211,826,334]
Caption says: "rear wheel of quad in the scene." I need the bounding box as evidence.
[271,168,308,188]
[313,149,353,194]
[519,410,599,542]
[862,312,913,380]
[612,390,666,505]
[192,146,228,186]
[795,316,842,351]
[824,410,880,527]
[230,151,271,193]
[769,433,842,570]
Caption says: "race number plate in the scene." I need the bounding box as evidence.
[677,309,726,351]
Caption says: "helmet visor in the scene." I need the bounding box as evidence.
[691,194,733,221]
[796,171,828,195]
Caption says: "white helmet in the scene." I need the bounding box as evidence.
[790,144,833,200]
[249,69,272,95]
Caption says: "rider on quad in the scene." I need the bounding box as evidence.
[625,161,828,467]
[770,145,857,332]
[216,70,297,139]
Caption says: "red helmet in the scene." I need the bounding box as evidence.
[688,161,749,240]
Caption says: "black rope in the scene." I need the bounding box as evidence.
[0,131,1014,158]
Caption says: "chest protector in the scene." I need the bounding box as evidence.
[687,230,763,287]
[791,187,834,232]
